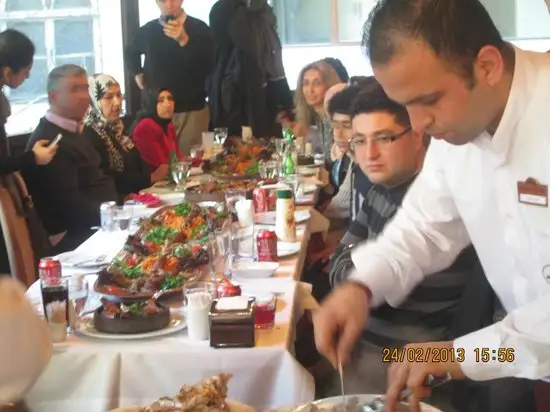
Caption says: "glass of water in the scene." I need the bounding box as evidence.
[172,161,191,191]
[225,189,247,222]
[114,205,133,231]
[213,127,228,145]
[259,160,278,179]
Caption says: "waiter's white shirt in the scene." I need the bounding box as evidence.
[349,47,550,381]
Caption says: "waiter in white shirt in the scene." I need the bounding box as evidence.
[313,0,550,411]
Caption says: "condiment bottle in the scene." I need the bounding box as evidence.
[275,189,296,242]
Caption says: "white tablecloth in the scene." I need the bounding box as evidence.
[25,228,315,412]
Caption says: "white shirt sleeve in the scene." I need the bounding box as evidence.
[455,294,550,381]
[0,277,52,404]
[349,142,472,307]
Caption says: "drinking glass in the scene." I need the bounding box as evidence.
[202,132,214,156]
[41,278,69,325]
[214,127,228,145]
[68,275,89,318]
[253,293,277,329]
[274,139,286,158]
[190,145,204,167]
[172,161,191,191]
[225,189,247,222]
[113,205,133,231]
[183,281,216,341]
[283,174,300,196]
[231,223,255,264]
[208,228,232,282]
[259,160,278,179]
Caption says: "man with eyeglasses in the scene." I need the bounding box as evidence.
[321,80,479,410]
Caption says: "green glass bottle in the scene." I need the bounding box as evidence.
[282,126,296,176]
[167,150,179,184]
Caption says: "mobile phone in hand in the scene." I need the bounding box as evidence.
[49,133,63,147]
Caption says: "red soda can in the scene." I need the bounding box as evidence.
[257,230,278,262]
[38,257,62,283]
[253,187,269,213]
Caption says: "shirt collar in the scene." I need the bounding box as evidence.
[45,110,81,133]
[485,46,531,159]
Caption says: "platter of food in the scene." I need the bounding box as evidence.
[183,179,259,202]
[77,301,186,340]
[280,395,442,412]
[110,374,254,412]
[94,201,231,301]
[203,140,272,180]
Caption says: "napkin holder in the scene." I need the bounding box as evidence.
[209,297,255,348]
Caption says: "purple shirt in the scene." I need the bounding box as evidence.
[44,110,80,133]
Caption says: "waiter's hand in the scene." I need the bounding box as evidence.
[385,341,466,412]
[164,21,188,46]
[313,282,370,367]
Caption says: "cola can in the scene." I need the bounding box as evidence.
[253,187,269,213]
[38,257,62,284]
[216,278,242,298]
[257,230,278,262]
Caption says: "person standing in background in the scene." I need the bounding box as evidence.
[125,0,214,155]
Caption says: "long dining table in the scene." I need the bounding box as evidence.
[24,187,320,412]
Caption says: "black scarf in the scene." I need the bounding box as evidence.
[129,88,172,135]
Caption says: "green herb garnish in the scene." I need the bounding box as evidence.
[215,211,230,220]
[127,302,145,316]
[160,275,185,290]
[173,246,191,258]
[145,226,177,245]
[174,201,192,217]
[191,223,207,238]
[112,259,144,279]
[244,160,259,175]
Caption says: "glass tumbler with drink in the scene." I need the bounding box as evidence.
[225,189,247,222]
[113,204,133,231]
[171,161,191,191]
[68,275,89,328]
[254,293,277,329]
[184,281,216,341]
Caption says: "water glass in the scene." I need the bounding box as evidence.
[68,275,89,318]
[259,160,278,179]
[184,281,216,341]
[172,161,191,191]
[231,223,255,263]
[213,127,228,145]
[113,205,133,231]
[208,229,233,282]
[283,174,300,196]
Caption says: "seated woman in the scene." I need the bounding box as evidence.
[82,74,167,199]
[130,88,181,170]
[293,60,342,166]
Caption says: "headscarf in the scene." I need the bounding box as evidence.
[84,74,135,172]
[129,87,172,135]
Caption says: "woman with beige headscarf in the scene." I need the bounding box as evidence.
[0,277,51,408]
[293,60,342,165]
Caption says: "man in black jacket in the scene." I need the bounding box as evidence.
[125,0,214,155]
[24,64,117,253]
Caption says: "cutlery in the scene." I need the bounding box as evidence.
[361,372,452,412]
[337,358,346,409]
[71,254,107,266]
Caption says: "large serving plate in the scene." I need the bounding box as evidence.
[93,302,170,334]
[110,400,254,412]
[254,210,311,225]
[311,395,442,412]
[183,179,259,202]
[93,201,228,301]
[77,310,186,340]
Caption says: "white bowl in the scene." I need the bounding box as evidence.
[232,261,279,279]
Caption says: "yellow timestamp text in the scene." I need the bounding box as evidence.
[474,348,515,363]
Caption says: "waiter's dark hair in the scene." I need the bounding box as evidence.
[350,79,410,128]
[363,0,513,85]
[0,29,35,73]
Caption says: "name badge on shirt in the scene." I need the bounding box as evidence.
[517,178,548,207]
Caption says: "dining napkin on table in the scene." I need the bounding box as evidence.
[0,278,52,406]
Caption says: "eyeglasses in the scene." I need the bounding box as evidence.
[348,127,411,155]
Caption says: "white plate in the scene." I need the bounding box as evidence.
[232,261,279,279]
[76,311,187,340]
[110,399,253,412]
[254,210,311,225]
[56,252,111,268]
[312,395,442,412]
[278,241,300,258]
[156,192,187,205]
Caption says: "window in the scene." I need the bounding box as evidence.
[1,0,125,136]
[271,0,332,45]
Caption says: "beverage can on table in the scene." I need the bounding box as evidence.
[253,187,269,213]
[256,230,278,262]
[216,278,242,298]
[100,201,116,232]
[38,257,62,283]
